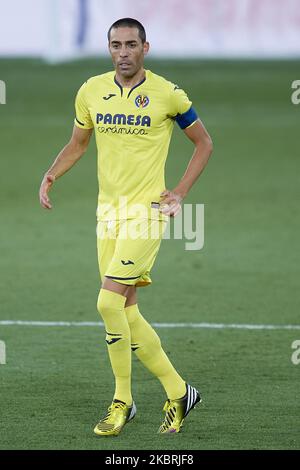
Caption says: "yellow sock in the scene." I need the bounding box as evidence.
[125,303,186,400]
[97,289,132,405]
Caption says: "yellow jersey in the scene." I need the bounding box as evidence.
[74,69,198,221]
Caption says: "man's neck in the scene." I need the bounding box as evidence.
[115,68,146,88]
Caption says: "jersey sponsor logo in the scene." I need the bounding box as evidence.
[98,126,148,135]
[96,113,151,127]
[103,93,116,100]
[135,94,149,108]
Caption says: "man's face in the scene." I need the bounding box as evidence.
[109,27,149,78]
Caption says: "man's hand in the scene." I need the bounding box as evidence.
[39,174,55,209]
[159,189,183,217]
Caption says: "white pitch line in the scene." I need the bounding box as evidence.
[0,320,300,330]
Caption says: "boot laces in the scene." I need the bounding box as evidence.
[103,402,126,422]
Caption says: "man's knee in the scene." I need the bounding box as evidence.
[124,305,162,349]
[97,289,108,315]
[97,288,126,319]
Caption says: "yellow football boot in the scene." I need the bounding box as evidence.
[94,399,136,436]
[158,384,201,434]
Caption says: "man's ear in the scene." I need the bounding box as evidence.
[143,41,150,56]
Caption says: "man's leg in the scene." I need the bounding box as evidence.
[97,277,132,405]
[124,286,186,400]
[94,221,138,436]
[124,286,201,434]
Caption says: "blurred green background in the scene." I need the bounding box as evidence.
[0,59,299,450]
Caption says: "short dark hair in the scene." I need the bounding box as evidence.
[107,18,146,43]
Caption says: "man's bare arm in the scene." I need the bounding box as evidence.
[160,119,213,216]
[39,126,93,209]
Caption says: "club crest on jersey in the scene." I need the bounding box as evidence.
[135,94,149,108]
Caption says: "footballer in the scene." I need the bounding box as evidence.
[39,18,213,436]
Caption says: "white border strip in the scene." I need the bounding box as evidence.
[0,320,300,330]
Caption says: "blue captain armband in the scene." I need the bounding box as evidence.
[175,106,198,129]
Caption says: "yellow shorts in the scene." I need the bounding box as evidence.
[96,218,168,287]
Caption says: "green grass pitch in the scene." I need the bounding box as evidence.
[0,58,299,450]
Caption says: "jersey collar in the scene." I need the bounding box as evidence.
[114,72,147,98]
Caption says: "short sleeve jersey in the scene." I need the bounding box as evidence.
[74,69,197,221]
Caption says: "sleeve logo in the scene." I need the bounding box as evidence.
[135,95,150,108]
